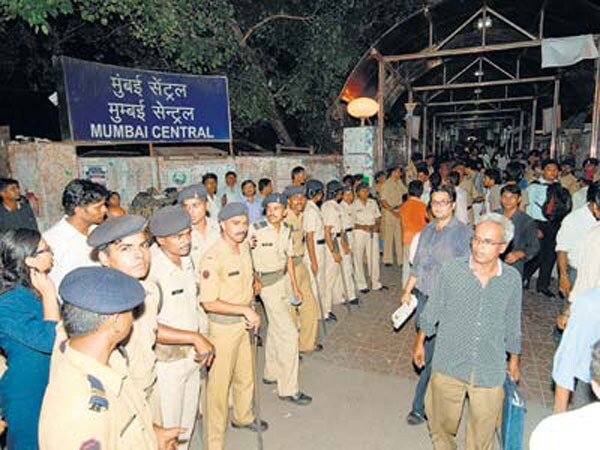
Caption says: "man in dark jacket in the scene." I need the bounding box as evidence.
[0,178,38,232]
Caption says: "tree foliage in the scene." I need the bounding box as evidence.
[0,0,421,151]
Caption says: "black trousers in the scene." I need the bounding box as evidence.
[524,220,559,291]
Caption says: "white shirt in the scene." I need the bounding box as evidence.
[303,200,325,241]
[454,185,469,225]
[43,217,98,289]
[556,204,597,267]
[529,402,600,450]
[207,194,221,220]
[573,187,589,211]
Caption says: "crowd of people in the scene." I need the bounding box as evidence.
[0,147,598,449]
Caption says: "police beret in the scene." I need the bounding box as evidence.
[218,202,249,222]
[177,184,207,203]
[283,185,306,198]
[149,205,191,237]
[59,267,145,314]
[305,179,324,192]
[341,185,352,193]
[326,180,342,192]
[356,182,370,192]
[87,215,146,248]
[262,193,287,208]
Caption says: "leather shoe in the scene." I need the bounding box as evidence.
[384,263,393,267]
[537,288,556,298]
[262,378,276,385]
[349,298,360,305]
[231,419,269,432]
[406,411,426,425]
[280,392,312,406]
[324,313,337,323]
[359,288,370,294]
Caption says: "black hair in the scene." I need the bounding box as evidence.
[429,172,442,190]
[202,173,217,184]
[561,159,575,168]
[430,184,456,202]
[225,171,237,178]
[447,171,460,187]
[0,178,18,192]
[291,166,306,180]
[587,182,600,205]
[541,158,559,170]
[484,168,502,185]
[528,150,540,159]
[583,157,599,167]
[342,174,354,185]
[0,228,41,294]
[241,179,256,189]
[416,162,429,176]
[504,161,524,183]
[374,171,385,182]
[258,178,272,193]
[408,180,424,198]
[501,183,522,197]
[411,152,423,162]
[62,179,108,216]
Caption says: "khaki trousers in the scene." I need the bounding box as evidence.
[352,230,382,290]
[204,321,255,450]
[425,371,504,450]
[156,358,200,450]
[382,212,403,265]
[262,277,300,396]
[290,261,319,352]
[324,244,345,310]
[305,244,327,318]
[340,235,357,300]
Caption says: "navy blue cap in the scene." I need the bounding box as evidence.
[262,193,287,208]
[356,182,370,192]
[341,185,352,193]
[283,185,306,198]
[177,184,207,203]
[87,215,146,248]
[59,267,145,314]
[305,179,324,198]
[150,205,191,237]
[218,202,249,222]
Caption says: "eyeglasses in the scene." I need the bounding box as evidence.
[33,247,53,257]
[471,235,505,247]
[431,200,452,207]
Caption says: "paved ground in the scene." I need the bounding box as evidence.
[196,265,559,449]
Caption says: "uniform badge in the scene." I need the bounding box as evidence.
[80,439,101,450]
[202,270,210,279]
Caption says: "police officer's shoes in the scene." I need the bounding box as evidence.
[280,392,312,406]
[406,411,426,425]
[349,298,360,306]
[359,288,370,294]
[324,313,337,323]
[262,378,277,385]
[231,419,269,432]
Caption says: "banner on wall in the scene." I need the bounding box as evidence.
[343,127,375,183]
[56,56,232,143]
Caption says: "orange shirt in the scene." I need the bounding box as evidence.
[399,197,427,244]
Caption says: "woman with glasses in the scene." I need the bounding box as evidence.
[399,184,472,426]
[0,229,59,449]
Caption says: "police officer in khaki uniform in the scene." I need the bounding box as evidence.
[321,181,346,311]
[283,185,321,353]
[39,267,183,450]
[351,182,384,292]
[88,215,214,427]
[380,167,407,266]
[304,180,332,321]
[148,205,210,450]
[249,193,312,405]
[339,185,359,304]
[199,203,267,450]
[177,184,220,270]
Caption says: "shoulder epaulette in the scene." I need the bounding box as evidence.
[253,220,268,230]
[87,375,109,413]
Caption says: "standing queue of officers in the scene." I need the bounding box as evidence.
[0,164,392,450]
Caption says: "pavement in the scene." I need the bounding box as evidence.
[193,264,558,449]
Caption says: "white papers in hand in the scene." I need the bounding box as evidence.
[391,294,418,330]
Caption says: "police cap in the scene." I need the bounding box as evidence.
[262,193,287,208]
[177,184,207,203]
[218,202,249,222]
[87,215,146,248]
[149,205,191,237]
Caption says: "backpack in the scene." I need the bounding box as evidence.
[541,183,572,223]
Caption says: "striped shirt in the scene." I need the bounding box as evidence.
[421,256,522,388]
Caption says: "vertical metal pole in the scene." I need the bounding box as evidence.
[377,60,385,171]
[590,57,600,158]
[510,118,516,156]
[518,110,524,150]
[550,77,560,158]
[423,105,428,156]
[432,115,437,156]
[530,97,538,149]
[407,90,413,161]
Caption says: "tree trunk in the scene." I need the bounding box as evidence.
[230,20,296,147]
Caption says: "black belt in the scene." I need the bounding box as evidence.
[316,239,325,245]
[344,227,353,233]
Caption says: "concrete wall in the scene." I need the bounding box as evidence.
[7,142,342,231]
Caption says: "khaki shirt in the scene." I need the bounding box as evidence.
[351,199,381,226]
[459,176,476,208]
[285,209,306,257]
[39,340,157,450]
[248,220,293,273]
[190,218,221,270]
[109,280,160,392]
[198,238,254,306]
[560,174,579,196]
[322,199,343,234]
[303,200,325,242]
[380,178,407,210]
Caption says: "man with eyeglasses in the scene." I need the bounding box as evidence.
[400,185,472,426]
[413,213,522,450]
